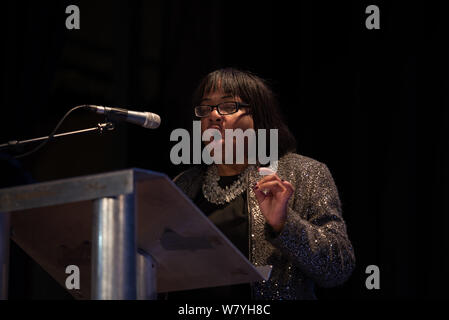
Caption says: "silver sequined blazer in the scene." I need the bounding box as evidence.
[173,153,355,300]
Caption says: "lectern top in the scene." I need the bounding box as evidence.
[0,168,165,212]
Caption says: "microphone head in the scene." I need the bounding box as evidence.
[143,112,161,129]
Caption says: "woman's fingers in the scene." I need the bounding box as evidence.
[256,180,287,195]
[280,179,295,196]
[253,186,267,203]
[256,173,293,192]
[256,172,283,187]
[254,170,294,203]
[254,176,294,203]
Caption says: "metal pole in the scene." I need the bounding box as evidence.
[91,194,136,300]
[0,122,115,150]
[137,249,157,300]
[0,212,10,300]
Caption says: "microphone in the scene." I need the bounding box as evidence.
[86,105,161,129]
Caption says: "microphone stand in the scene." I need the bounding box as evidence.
[0,122,115,151]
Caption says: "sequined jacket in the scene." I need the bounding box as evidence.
[173,153,355,300]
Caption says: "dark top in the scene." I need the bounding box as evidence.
[167,174,252,301]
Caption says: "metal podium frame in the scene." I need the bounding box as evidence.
[0,168,271,300]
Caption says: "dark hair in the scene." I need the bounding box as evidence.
[192,68,297,157]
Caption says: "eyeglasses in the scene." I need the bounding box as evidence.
[194,102,249,117]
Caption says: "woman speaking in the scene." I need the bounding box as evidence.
[170,68,355,300]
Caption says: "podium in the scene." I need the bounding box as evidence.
[0,169,271,300]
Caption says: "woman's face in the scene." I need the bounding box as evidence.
[199,89,255,163]
[199,89,254,137]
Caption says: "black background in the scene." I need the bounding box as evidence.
[1,0,448,299]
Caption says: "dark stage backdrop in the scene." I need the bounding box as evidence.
[1,0,448,299]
